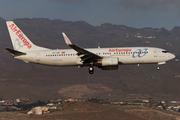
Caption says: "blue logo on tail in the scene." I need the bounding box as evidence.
[14,33,24,51]
[14,38,24,51]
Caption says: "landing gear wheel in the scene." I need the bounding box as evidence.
[89,66,94,74]
[156,66,160,70]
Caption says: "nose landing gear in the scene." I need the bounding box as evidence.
[157,62,166,70]
[156,66,160,70]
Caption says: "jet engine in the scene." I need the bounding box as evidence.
[97,57,119,70]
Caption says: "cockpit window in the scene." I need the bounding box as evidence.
[162,51,169,53]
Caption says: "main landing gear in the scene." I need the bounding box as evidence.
[89,66,94,74]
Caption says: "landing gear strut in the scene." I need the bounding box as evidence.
[156,62,166,70]
[89,66,94,74]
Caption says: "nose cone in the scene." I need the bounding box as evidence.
[170,53,176,60]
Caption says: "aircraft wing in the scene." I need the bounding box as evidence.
[62,33,102,63]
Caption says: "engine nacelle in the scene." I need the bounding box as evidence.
[99,57,119,70]
[101,57,119,66]
[101,66,118,70]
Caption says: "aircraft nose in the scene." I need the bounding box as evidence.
[170,53,176,59]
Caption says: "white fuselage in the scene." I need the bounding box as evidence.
[14,47,175,67]
[6,21,176,74]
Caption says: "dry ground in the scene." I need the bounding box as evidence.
[0,102,180,120]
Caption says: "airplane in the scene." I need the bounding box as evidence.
[5,21,175,74]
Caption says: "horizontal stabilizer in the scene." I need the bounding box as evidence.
[5,48,26,56]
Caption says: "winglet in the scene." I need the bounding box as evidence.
[62,32,72,45]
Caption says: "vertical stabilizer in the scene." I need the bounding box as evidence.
[6,21,49,52]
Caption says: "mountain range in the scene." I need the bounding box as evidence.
[0,17,180,101]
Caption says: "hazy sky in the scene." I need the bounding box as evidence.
[1,0,180,30]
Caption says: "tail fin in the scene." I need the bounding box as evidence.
[6,21,49,52]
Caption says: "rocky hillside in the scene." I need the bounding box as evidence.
[0,17,180,101]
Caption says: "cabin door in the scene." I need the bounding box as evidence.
[36,53,41,61]
[153,49,158,57]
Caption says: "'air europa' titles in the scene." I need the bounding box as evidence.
[109,49,131,52]
[9,24,32,49]
[65,36,71,44]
